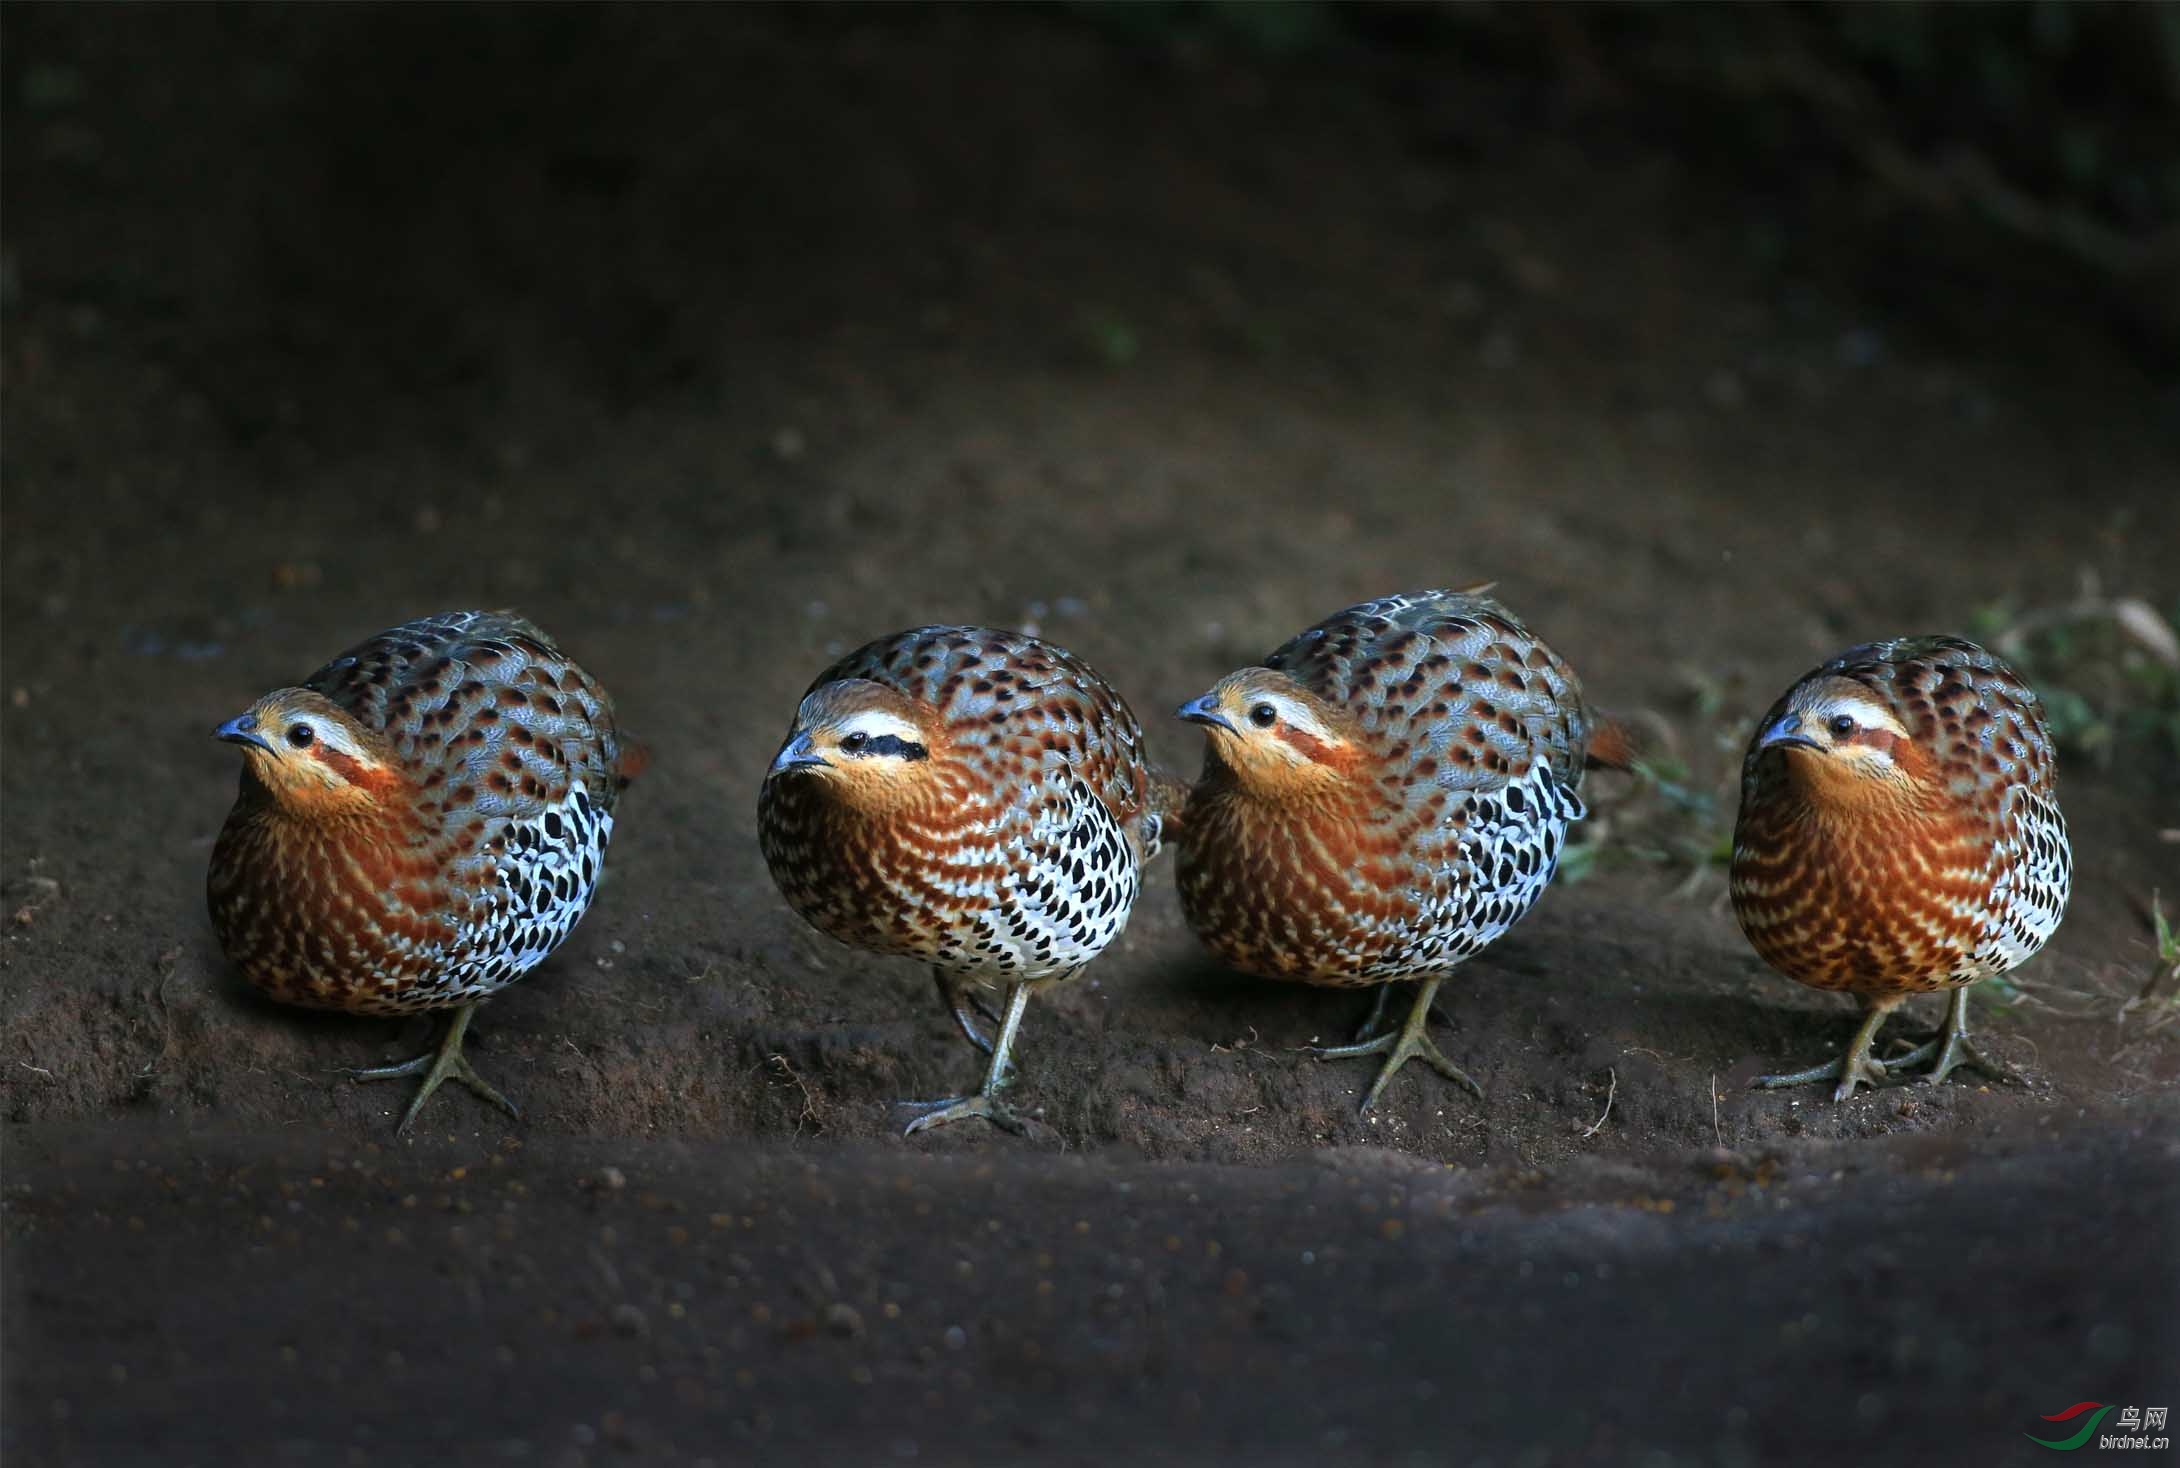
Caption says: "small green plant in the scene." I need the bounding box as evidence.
[1983,585,2180,765]
[2143,891,2179,1002]
[1554,839,1602,886]
[1561,667,1754,896]
[2112,891,2180,1032]
[1077,309,1141,367]
[1972,972,2025,1012]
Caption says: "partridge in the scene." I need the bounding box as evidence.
[1176,589,1631,1112]
[758,626,1174,1134]
[208,611,640,1132]
[1731,636,2070,1100]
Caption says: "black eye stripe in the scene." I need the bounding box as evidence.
[844,732,927,761]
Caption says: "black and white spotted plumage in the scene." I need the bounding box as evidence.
[426,775,615,1011]
[1972,787,2070,976]
[967,773,1142,981]
[1353,760,1588,980]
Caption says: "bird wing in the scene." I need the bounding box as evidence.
[989,770,1144,976]
[823,625,1160,857]
[302,610,625,821]
[1975,784,2071,973]
[1266,590,1592,793]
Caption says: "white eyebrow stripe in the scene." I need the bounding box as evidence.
[836,709,923,742]
[275,710,366,758]
[1260,692,1330,737]
[1827,695,1904,732]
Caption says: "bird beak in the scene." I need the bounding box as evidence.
[1758,714,1821,753]
[1176,694,1236,735]
[768,730,829,776]
[213,712,276,756]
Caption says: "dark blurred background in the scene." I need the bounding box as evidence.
[7,0,2175,818]
[8,0,2178,447]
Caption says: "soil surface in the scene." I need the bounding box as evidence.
[4,7,2176,1465]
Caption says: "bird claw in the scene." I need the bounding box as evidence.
[1920,1029,2020,1088]
[934,972,1001,1056]
[1756,1033,2018,1100]
[1312,1024,1484,1112]
[1756,992,2019,1101]
[896,1093,1027,1137]
[1754,1051,1895,1103]
[351,1006,520,1135]
[1875,1037,1940,1070]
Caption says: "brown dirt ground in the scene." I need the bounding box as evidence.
[4,7,2177,1466]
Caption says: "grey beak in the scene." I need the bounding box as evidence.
[768,730,829,776]
[1758,714,1821,753]
[1176,694,1236,735]
[214,712,276,756]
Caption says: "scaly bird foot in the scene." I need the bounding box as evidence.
[351,1005,520,1135]
[1925,1027,2020,1087]
[905,981,1037,1135]
[1312,1002,1484,1113]
[1882,1030,2019,1088]
[1753,1050,1893,1103]
[1918,987,2022,1088]
[896,1092,1027,1137]
[1755,997,1905,1103]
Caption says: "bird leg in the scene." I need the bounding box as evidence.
[933,968,997,1056]
[350,1002,522,1135]
[1754,993,1903,1102]
[1350,986,1394,1046]
[1311,977,1484,1113]
[1871,986,2021,1088]
[899,982,1033,1136]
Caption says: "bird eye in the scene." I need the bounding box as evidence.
[1827,714,1855,738]
[1248,703,1277,729]
[841,731,869,755]
[285,722,315,749]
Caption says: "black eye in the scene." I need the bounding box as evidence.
[1249,703,1277,729]
[285,723,315,749]
[1828,714,1855,738]
[841,731,869,754]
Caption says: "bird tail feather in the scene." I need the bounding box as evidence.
[1585,715,1640,773]
[613,734,652,788]
[1144,768,1193,856]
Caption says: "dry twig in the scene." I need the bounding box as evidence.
[1580,1067,1618,1139]
[767,1053,822,1135]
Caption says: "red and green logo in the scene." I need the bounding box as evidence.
[2027,1402,2114,1450]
